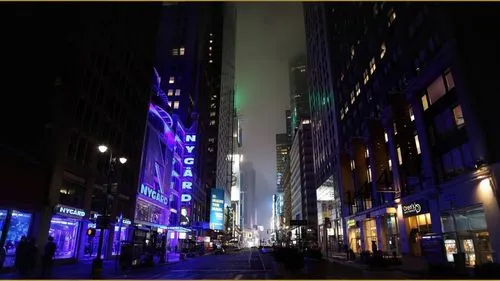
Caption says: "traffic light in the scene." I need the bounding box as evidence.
[87,227,96,237]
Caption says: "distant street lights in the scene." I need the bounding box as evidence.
[91,144,127,278]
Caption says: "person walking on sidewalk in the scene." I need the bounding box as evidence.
[26,238,38,277]
[40,236,56,278]
[15,236,28,277]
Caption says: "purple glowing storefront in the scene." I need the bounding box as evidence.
[0,209,34,268]
[48,204,86,260]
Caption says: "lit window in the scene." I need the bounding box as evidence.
[210,103,216,109]
[370,58,377,74]
[366,148,370,158]
[173,101,180,109]
[445,69,455,90]
[210,111,216,117]
[350,160,355,170]
[367,166,372,182]
[208,138,215,143]
[388,159,392,170]
[210,33,213,37]
[167,89,174,96]
[421,95,429,111]
[363,70,369,84]
[302,120,311,125]
[209,60,213,63]
[388,9,397,26]
[209,47,212,51]
[209,40,213,43]
[345,106,349,114]
[427,76,446,104]
[414,134,421,154]
[208,147,215,153]
[393,122,397,135]
[340,73,344,81]
[409,106,415,121]
[350,91,355,104]
[172,49,179,56]
[355,84,360,96]
[209,120,216,126]
[168,101,172,107]
[211,95,217,100]
[453,105,465,127]
[384,132,388,142]
[169,77,175,84]
[180,47,185,55]
[350,46,355,59]
[397,147,403,165]
[175,89,181,96]
[380,42,386,59]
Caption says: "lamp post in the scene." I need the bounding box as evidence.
[91,145,127,278]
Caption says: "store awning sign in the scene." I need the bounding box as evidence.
[54,204,86,219]
[402,200,429,218]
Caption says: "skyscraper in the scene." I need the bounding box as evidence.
[0,3,161,264]
[289,54,309,135]
[276,133,290,192]
[216,3,237,207]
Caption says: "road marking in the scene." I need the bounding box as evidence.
[234,274,243,279]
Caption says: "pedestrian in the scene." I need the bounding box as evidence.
[15,236,28,277]
[174,245,178,253]
[41,236,56,278]
[26,238,38,276]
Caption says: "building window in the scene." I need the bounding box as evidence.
[341,73,344,81]
[384,132,388,142]
[209,46,212,51]
[388,9,397,26]
[209,60,213,63]
[367,166,372,182]
[208,147,215,153]
[445,69,455,90]
[388,159,392,170]
[169,77,175,84]
[380,42,386,59]
[208,138,215,143]
[452,105,465,127]
[210,103,216,109]
[409,106,415,121]
[427,76,447,104]
[167,89,174,96]
[209,40,213,44]
[210,111,216,117]
[414,134,421,154]
[209,120,216,126]
[393,122,398,135]
[421,95,429,111]
[370,58,377,74]
[363,70,369,85]
[355,83,360,96]
[172,49,179,56]
[180,47,185,56]
[175,89,181,96]
[168,101,172,107]
[350,160,355,170]
[350,91,355,104]
[366,148,370,158]
[173,101,179,109]
[350,45,355,59]
[397,146,403,165]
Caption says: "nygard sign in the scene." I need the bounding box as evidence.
[140,183,168,205]
[181,134,196,203]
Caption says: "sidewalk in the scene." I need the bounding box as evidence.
[326,255,421,279]
[0,251,211,280]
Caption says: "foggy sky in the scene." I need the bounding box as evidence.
[235,2,306,232]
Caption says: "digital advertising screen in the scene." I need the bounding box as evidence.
[209,188,225,230]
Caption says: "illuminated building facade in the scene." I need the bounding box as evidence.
[0,3,161,267]
[276,133,291,192]
[305,2,500,269]
[289,54,309,135]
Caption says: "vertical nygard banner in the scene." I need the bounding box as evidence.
[181,134,196,204]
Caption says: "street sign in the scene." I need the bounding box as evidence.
[290,220,307,226]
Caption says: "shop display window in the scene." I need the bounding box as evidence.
[49,216,80,259]
[363,219,377,252]
[112,226,127,255]
[82,226,109,259]
[3,210,32,267]
[0,210,6,240]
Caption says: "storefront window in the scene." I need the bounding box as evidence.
[112,226,127,255]
[0,210,6,239]
[3,210,32,267]
[363,219,377,252]
[83,223,109,259]
[49,216,80,259]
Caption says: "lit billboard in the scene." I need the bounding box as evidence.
[209,188,225,230]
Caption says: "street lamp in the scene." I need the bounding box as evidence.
[91,144,127,278]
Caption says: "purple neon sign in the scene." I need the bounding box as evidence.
[181,134,196,203]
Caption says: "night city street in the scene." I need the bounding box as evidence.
[2,1,500,280]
